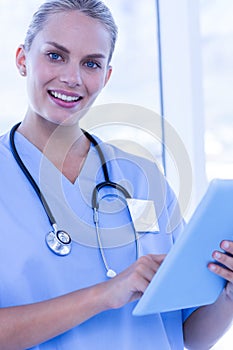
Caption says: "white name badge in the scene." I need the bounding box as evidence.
[126,198,159,232]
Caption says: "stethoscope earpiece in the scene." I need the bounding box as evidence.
[45,228,72,256]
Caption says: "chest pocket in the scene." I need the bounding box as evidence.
[138,231,174,256]
[126,198,160,232]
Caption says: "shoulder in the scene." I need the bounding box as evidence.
[92,134,164,178]
[91,134,173,200]
[0,131,12,159]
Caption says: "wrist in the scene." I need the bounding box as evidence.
[88,280,114,312]
[223,282,233,304]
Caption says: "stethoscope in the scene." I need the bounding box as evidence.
[9,122,140,278]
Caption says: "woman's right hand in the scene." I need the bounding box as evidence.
[103,254,166,309]
[0,254,165,349]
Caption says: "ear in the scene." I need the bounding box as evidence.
[104,65,113,87]
[16,45,27,77]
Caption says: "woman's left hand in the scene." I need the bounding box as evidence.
[208,240,233,301]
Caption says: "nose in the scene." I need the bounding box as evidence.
[60,62,82,87]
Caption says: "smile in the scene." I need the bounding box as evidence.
[48,90,83,103]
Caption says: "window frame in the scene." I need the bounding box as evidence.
[157,0,207,217]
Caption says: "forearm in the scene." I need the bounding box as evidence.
[0,282,108,350]
[0,254,164,349]
[184,289,233,350]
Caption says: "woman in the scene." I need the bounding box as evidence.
[0,1,233,349]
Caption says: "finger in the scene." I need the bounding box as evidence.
[212,250,233,271]
[146,254,167,265]
[134,256,158,278]
[134,255,166,283]
[137,254,166,273]
[138,265,157,284]
[220,240,233,255]
[132,276,151,294]
[208,262,233,283]
[130,292,143,303]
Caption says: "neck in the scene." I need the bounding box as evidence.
[17,113,91,183]
[18,113,84,152]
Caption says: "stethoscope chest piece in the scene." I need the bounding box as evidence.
[46,228,72,256]
[106,269,117,278]
[10,123,140,275]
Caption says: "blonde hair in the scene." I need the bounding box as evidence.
[24,0,118,62]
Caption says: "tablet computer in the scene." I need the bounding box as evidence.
[133,179,233,316]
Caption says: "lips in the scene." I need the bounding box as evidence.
[48,90,83,104]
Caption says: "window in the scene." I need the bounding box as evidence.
[96,0,160,111]
[200,0,233,181]
[0,0,42,133]
[81,0,163,170]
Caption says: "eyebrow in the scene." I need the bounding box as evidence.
[45,41,107,60]
[46,41,70,54]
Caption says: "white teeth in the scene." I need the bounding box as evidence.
[50,91,80,102]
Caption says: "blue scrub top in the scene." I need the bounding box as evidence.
[0,130,194,349]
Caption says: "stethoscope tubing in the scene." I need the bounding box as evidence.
[9,122,140,276]
[10,123,56,227]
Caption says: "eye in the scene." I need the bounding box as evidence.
[48,52,63,61]
[85,60,101,69]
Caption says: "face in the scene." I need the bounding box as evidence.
[16,11,112,126]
